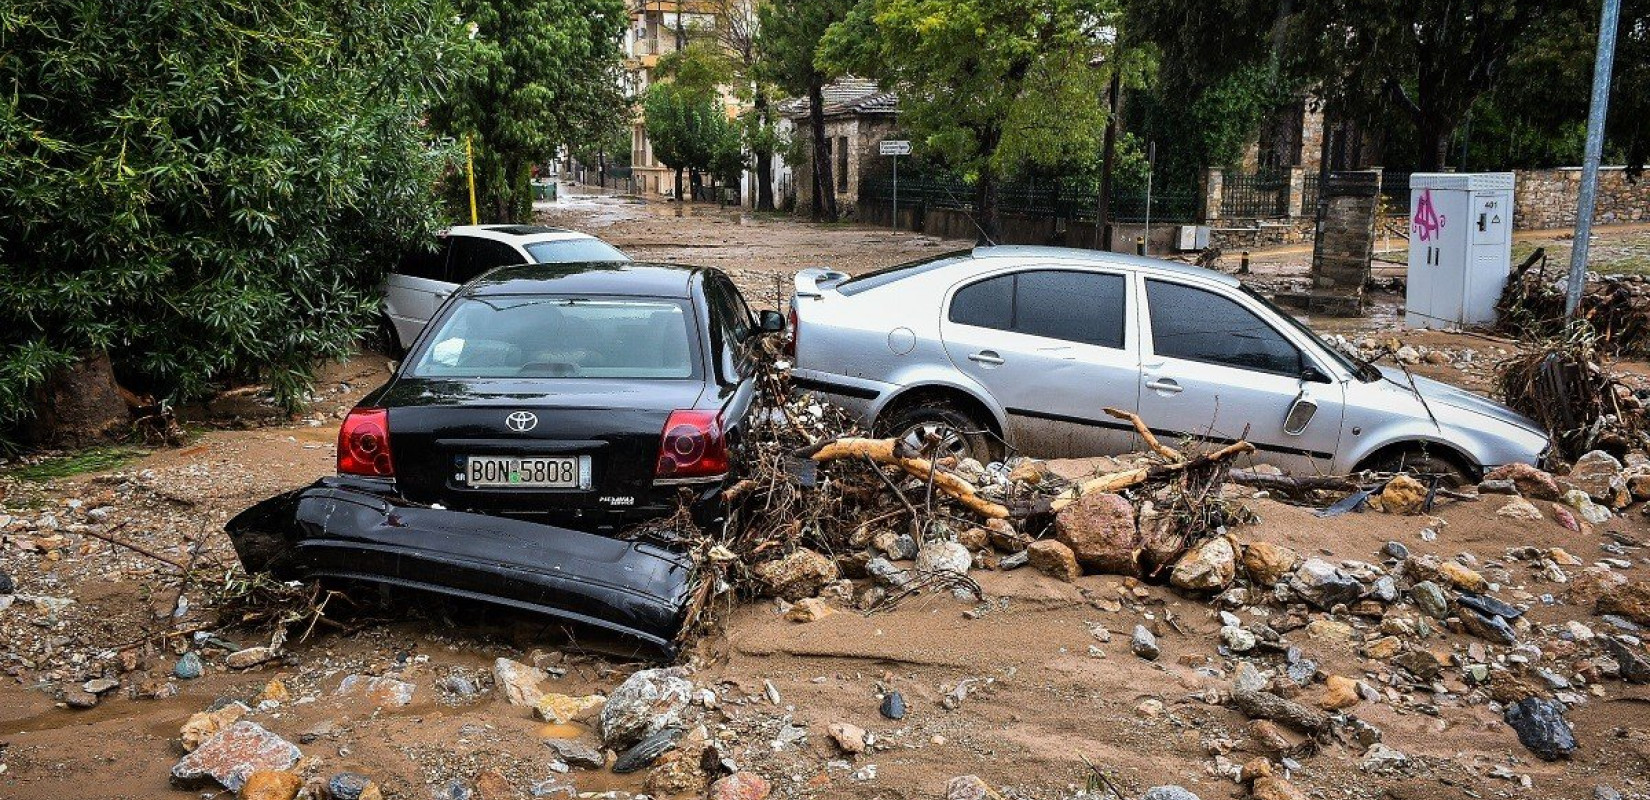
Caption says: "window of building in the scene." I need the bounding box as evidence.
[836,136,849,193]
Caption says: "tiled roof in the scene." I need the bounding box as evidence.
[778,78,899,119]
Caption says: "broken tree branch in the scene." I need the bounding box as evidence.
[1103,406,1181,461]
[799,437,1010,519]
[78,523,190,570]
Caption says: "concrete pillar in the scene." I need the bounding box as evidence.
[1201,168,1224,222]
[1287,166,1306,218]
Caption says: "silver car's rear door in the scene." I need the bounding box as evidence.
[383,235,457,350]
[937,267,1143,458]
[1136,277,1344,474]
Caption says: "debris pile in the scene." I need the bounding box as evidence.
[1497,250,1650,357]
[1497,327,1647,460]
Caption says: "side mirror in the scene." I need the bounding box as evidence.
[757,310,785,334]
[1300,365,1332,384]
[1283,393,1318,436]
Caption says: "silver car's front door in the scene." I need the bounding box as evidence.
[1136,277,1344,474]
[938,268,1142,458]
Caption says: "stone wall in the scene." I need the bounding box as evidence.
[1513,167,1650,230]
[1209,219,1317,251]
[790,116,899,219]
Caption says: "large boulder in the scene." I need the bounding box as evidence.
[599,668,693,750]
[1598,580,1650,626]
[170,721,301,791]
[752,548,838,600]
[1569,450,1631,509]
[1169,536,1236,592]
[1053,491,1138,575]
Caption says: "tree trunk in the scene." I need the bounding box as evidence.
[674,166,684,202]
[26,351,128,447]
[975,168,1002,245]
[1096,69,1121,250]
[1416,118,1451,172]
[598,148,606,189]
[689,167,702,201]
[809,79,837,222]
[754,91,775,212]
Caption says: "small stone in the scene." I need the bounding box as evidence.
[1025,540,1082,582]
[170,721,301,791]
[1289,558,1362,610]
[0,568,13,595]
[63,688,98,708]
[533,693,606,724]
[1169,536,1237,592]
[1318,675,1359,710]
[180,702,249,752]
[957,526,990,551]
[1496,496,1544,521]
[1304,618,1353,641]
[828,722,867,754]
[1437,561,1488,593]
[336,674,414,707]
[1252,776,1308,800]
[1598,581,1650,626]
[945,774,1003,800]
[83,677,119,695]
[327,772,376,800]
[1411,581,1449,619]
[880,690,906,720]
[1359,743,1411,773]
[710,771,772,800]
[1460,608,1518,645]
[997,551,1029,570]
[174,652,204,680]
[1220,626,1257,653]
[753,548,839,600]
[1380,541,1409,561]
[1363,636,1402,660]
[224,647,277,670]
[240,770,304,800]
[1140,788,1201,800]
[916,541,971,575]
[1560,489,1612,524]
[1457,592,1522,620]
[544,739,606,769]
[1241,542,1299,587]
[1569,450,1631,509]
[1505,697,1577,761]
[1484,462,1561,500]
[493,657,548,706]
[1131,625,1160,660]
[611,726,685,773]
[1393,650,1442,680]
[784,597,836,623]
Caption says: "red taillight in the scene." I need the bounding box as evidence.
[338,407,394,477]
[655,410,728,479]
[784,304,798,357]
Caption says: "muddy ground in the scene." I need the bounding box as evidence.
[2,190,1649,800]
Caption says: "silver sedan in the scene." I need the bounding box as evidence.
[788,245,1549,480]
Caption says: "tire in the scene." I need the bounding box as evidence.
[376,314,407,360]
[1362,447,1476,488]
[877,402,1002,464]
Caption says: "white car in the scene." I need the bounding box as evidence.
[789,245,1550,481]
[383,225,629,353]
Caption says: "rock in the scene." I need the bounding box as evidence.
[0,567,12,595]
[1247,720,1294,754]
[1478,478,1518,494]
[642,730,709,796]
[1289,559,1362,610]
[1371,575,1398,603]
[1025,539,1082,582]
[255,678,289,705]
[1053,491,1138,574]
[1131,625,1160,660]
[1318,675,1359,710]
[180,702,249,752]
[1231,688,1329,734]
[83,677,119,695]
[600,667,692,749]
[1363,636,1402,660]
[752,548,838,600]
[880,690,906,719]
[1359,744,1411,773]
[1599,636,1650,684]
[945,774,1003,800]
[1220,626,1257,653]
[1411,581,1450,619]
[828,722,867,754]
[1505,697,1577,761]
[1242,542,1299,586]
[1169,536,1237,592]
[1251,776,1308,800]
[866,556,911,589]
[1561,489,1613,524]
[544,738,606,769]
[1437,561,1488,593]
[1567,567,1629,607]
[174,652,204,680]
[986,518,1029,552]
[784,597,836,623]
[1570,450,1631,509]
[1380,541,1409,561]
[1552,503,1585,532]
[473,769,515,800]
[611,726,684,773]
[1140,787,1201,800]
[336,674,415,707]
[1497,496,1544,520]
[1629,472,1650,502]
[1484,463,1562,500]
[493,658,548,706]
[327,772,377,800]
[915,540,971,575]
[958,526,991,551]
[998,551,1028,570]
[1379,474,1428,515]
[240,770,303,800]
[533,693,606,724]
[170,721,301,791]
[1461,608,1518,645]
[63,688,98,708]
[1457,592,1521,619]
[709,772,772,800]
[224,647,277,670]
[1304,618,1353,641]
[1393,650,1443,680]
[1598,581,1650,626]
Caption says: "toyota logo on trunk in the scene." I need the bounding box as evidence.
[505,411,538,432]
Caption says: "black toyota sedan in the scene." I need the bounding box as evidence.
[227,262,782,657]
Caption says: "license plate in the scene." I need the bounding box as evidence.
[463,456,591,488]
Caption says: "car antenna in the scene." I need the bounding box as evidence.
[932,180,997,247]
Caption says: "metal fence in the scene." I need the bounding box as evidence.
[859,176,1198,225]
[1380,171,1412,214]
[1220,169,1289,217]
[1301,174,1320,211]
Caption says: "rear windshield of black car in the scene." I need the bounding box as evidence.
[409,295,700,379]
[837,251,969,296]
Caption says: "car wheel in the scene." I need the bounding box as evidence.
[376,314,406,360]
[1362,447,1476,488]
[879,403,1001,464]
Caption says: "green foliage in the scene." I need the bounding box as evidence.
[643,81,743,185]
[0,0,469,434]
[755,0,858,100]
[1128,62,1292,187]
[7,446,146,481]
[820,0,1119,235]
[431,0,628,221]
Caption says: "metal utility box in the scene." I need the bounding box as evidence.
[1404,172,1515,329]
[1175,225,1210,251]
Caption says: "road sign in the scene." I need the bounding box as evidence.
[880,140,911,156]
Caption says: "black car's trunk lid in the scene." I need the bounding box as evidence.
[380,377,706,522]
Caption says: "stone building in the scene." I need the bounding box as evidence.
[778,78,900,218]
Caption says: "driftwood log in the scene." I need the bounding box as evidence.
[799,437,1012,519]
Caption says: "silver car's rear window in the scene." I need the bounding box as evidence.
[838,252,970,296]
[524,238,630,264]
[410,295,698,379]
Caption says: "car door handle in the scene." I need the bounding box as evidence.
[1145,378,1183,394]
[968,350,1004,365]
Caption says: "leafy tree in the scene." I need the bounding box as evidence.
[431,0,628,222]
[0,0,468,444]
[821,0,1118,241]
[711,0,782,210]
[757,0,859,222]
[643,80,742,200]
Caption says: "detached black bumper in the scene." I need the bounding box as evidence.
[226,479,693,659]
